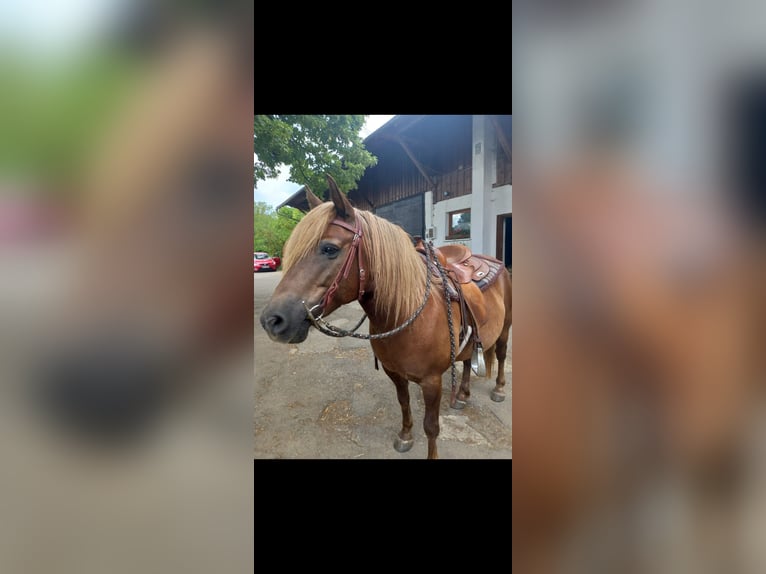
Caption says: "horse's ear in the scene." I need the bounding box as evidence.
[305,185,323,210]
[327,174,354,219]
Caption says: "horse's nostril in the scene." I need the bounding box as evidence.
[262,312,287,335]
[260,303,311,343]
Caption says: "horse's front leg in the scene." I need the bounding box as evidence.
[383,367,414,453]
[421,375,443,459]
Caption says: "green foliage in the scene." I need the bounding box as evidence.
[253,202,304,258]
[254,115,377,196]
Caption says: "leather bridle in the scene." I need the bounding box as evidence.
[308,210,368,319]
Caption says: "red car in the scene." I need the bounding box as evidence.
[254,252,280,272]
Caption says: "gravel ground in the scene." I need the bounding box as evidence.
[254,271,512,459]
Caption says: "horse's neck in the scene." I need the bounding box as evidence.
[359,292,394,332]
[358,273,434,334]
[356,230,430,331]
[357,286,401,334]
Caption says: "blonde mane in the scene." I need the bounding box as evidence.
[283,204,427,323]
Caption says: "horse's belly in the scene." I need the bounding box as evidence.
[474,293,509,347]
[370,338,450,382]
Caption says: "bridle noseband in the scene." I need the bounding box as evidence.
[307,211,367,319]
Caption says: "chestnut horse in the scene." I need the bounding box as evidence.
[260,176,512,459]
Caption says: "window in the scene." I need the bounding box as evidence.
[447,208,470,239]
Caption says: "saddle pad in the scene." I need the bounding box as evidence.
[471,255,505,292]
[419,253,506,301]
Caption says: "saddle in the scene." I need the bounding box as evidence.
[435,244,491,285]
[413,238,495,350]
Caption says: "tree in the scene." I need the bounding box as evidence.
[254,115,377,196]
[253,202,304,258]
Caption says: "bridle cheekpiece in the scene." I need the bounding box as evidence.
[306,210,367,320]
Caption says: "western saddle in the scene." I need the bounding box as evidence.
[436,244,491,285]
[413,239,489,352]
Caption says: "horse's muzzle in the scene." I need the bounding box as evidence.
[260,298,311,344]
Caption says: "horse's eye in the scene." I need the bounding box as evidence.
[320,243,340,258]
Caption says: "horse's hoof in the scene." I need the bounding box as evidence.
[451,399,466,410]
[490,390,506,402]
[394,437,414,452]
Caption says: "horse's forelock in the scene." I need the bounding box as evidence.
[282,203,335,272]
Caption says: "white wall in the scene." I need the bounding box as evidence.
[472,116,492,254]
[425,116,513,257]
[492,184,513,213]
[431,194,473,248]
[430,188,512,255]
[424,116,511,256]
[424,190,433,232]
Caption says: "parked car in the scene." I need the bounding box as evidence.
[254,252,280,272]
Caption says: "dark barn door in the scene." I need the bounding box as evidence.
[374,195,424,239]
[504,216,512,268]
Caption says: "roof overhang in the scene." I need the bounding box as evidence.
[276,185,308,212]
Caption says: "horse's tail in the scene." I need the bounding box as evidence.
[484,344,495,380]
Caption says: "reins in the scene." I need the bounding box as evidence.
[301,215,460,405]
[301,238,435,341]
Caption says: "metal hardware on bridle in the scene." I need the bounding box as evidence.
[304,302,370,337]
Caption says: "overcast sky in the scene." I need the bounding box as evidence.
[254,115,395,208]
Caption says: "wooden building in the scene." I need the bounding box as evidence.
[280,115,512,266]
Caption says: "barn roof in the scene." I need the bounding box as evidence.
[276,185,307,212]
[276,115,511,212]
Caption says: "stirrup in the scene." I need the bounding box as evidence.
[471,342,486,377]
[457,326,472,355]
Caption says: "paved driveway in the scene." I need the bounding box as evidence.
[254,271,512,459]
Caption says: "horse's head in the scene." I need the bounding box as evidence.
[260,175,366,344]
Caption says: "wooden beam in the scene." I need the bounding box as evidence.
[392,135,436,189]
[491,115,512,161]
